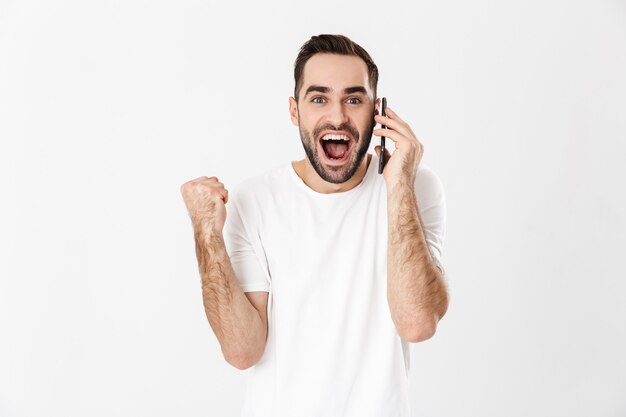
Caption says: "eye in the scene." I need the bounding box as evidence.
[311,96,326,104]
[346,97,362,104]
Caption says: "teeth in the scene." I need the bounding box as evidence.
[321,134,350,141]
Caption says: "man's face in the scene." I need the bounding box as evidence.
[289,53,378,184]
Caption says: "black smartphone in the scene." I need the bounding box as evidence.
[378,97,387,174]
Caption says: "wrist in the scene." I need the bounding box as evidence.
[193,218,223,240]
[386,179,414,196]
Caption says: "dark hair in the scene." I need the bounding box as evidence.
[293,34,379,102]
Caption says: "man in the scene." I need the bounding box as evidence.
[181,34,448,417]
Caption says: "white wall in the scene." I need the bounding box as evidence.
[1,0,625,416]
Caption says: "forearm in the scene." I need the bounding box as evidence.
[194,229,266,367]
[386,181,448,342]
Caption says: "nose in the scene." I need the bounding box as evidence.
[326,100,349,127]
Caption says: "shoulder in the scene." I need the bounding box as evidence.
[414,163,445,207]
[230,162,291,208]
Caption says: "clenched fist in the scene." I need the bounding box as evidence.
[180,176,229,234]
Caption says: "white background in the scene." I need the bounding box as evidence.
[1,0,625,416]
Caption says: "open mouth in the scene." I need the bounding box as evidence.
[318,132,354,164]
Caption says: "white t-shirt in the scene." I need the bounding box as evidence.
[223,152,447,417]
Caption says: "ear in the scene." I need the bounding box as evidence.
[289,96,299,126]
[374,97,381,115]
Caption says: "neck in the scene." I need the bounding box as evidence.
[292,153,372,194]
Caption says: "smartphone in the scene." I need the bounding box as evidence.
[378,97,387,174]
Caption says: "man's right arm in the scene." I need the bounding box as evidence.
[195,229,268,370]
[181,176,268,370]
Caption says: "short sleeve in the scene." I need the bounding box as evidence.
[222,191,271,293]
[414,166,447,279]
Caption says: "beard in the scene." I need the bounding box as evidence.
[298,112,375,184]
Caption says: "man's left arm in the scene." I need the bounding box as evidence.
[386,180,448,343]
[373,106,449,343]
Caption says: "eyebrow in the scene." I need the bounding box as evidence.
[304,85,368,97]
